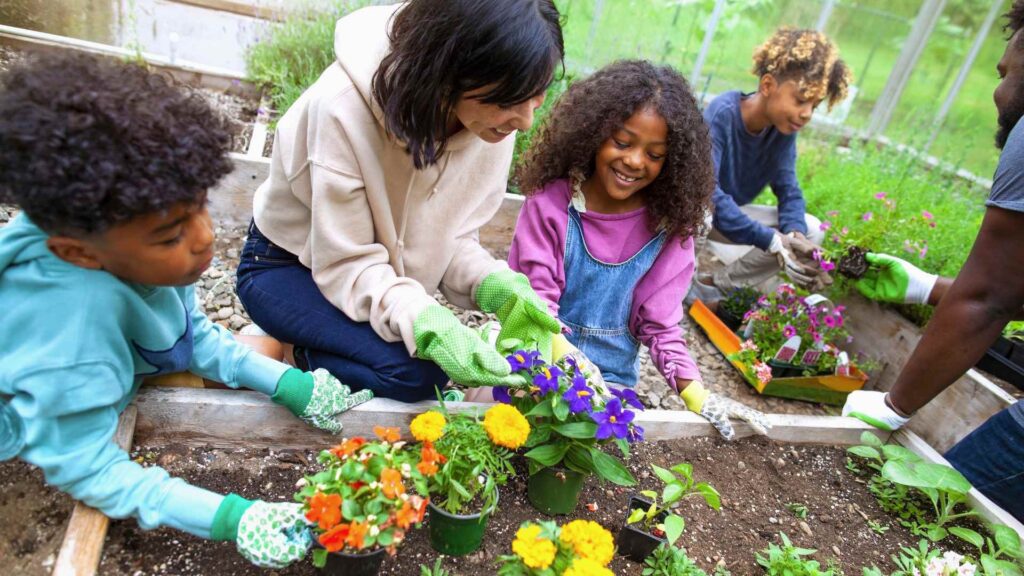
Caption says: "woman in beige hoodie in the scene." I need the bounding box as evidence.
[236,0,565,402]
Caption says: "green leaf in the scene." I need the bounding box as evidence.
[640,490,658,500]
[564,444,595,475]
[882,460,972,494]
[860,431,884,448]
[924,525,948,542]
[552,397,570,421]
[881,445,922,463]
[651,464,678,485]
[341,498,360,521]
[662,483,684,504]
[553,422,598,439]
[451,478,472,500]
[663,514,685,546]
[615,438,631,458]
[981,554,1001,576]
[695,482,722,510]
[847,446,881,461]
[994,559,1024,576]
[377,530,394,546]
[589,447,636,486]
[950,527,985,550]
[524,442,570,467]
[994,524,1023,557]
[627,508,646,524]
[524,424,552,448]
[526,402,553,418]
[670,462,694,480]
[312,548,328,568]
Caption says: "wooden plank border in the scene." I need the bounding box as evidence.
[169,0,294,22]
[0,25,259,99]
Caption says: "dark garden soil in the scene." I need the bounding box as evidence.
[1,436,978,576]
[837,246,870,280]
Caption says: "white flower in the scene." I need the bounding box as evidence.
[913,567,922,576]
[958,562,975,576]
[926,557,946,576]
[369,525,380,537]
[366,515,377,522]
[477,475,486,485]
[401,463,412,477]
[942,551,963,570]
[295,478,308,488]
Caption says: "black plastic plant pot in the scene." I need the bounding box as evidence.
[715,308,744,332]
[616,495,668,563]
[976,336,1024,391]
[318,545,386,576]
[427,491,497,556]
[767,359,802,379]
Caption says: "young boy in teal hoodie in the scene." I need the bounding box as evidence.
[0,53,372,568]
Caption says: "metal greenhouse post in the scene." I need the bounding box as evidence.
[815,0,836,32]
[691,0,726,87]
[865,0,948,138]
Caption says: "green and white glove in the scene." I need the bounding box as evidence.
[211,494,312,569]
[476,269,561,359]
[842,390,910,431]
[680,381,771,441]
[414,305,525,387]
[272,368,374,434]
[854,252,938,304]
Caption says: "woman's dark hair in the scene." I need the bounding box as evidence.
[372,0,563,169]
[516,60,715,240]
[0,52,233,236]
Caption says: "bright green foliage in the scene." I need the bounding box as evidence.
[627,462,720,546]
[719,287,762,322]
[867,519,890,535]
[643,543,708,576]
[786,502,810,520]
[246,2,371,121]
[755,532,834,576]
[951,524,1024,576]
[420,558,452,576]
[846,432,933,537]
[510,73,575,188]
[879,458,978,541]
[891,540,943,576]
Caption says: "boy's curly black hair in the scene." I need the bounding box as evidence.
[0,52,233,236]
[1006,0,1024,43]
[515,60,714,239]
[752,28,851,110]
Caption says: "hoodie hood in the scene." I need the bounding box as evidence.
[0,215,56,276]
[334,4,399,131]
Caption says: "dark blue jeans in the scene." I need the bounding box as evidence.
[945,403,1024,522]
[235,222,447,402]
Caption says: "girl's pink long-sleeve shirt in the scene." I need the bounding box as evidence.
[508,179,701,388]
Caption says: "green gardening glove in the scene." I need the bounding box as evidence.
[476,269,561,359]
[854,253,938,305]
[211,494,312,568]
[272,368,374,434]
[414,305,525,387]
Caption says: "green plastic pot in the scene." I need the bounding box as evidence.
[527,466,585,515]
[427,491,497,556]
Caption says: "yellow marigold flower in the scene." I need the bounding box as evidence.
[409,411,446,443]
[560,519,615,566]
[564,557,614,576]
[483,404,530,449]
[511,524,556,569]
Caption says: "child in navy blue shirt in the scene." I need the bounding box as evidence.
[691,28,851,300]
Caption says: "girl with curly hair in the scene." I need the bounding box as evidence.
[510,60,770,440]
[691,28,852,304]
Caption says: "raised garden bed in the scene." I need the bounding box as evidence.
[976,336,1024,392]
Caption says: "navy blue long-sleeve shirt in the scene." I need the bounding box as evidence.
[704,91,808,250]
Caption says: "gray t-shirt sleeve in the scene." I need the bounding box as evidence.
[987,121,1024,213]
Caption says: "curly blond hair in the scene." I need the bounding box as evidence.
[752,28,852,110]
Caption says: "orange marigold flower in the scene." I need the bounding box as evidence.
[380,467,405,499]
[346,521,369,550]
[330,437,366,459]
[305,491,342,531]
[374,425,401,442]
[319,523,350,553]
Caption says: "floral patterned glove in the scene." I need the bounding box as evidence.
[211,495,312,568]
[680,381,771,441]
[476,269,561,356]
[272,368,374,434]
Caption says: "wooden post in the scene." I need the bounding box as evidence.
[53,407,138,576]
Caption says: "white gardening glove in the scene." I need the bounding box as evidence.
[768,232,818,288]
[680,381,771,441]
[842,390,910,431]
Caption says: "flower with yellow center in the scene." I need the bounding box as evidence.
[511,524,556,569]
[563,557,614,576]
[409,410,446,443]
[559,519,615,566]
[483,404,530,449]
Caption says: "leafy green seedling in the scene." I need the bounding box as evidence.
[881,458,978,541]
[787,502,810,520]
[420,558,451,576]
[950,524,1024,576]
[642,543,708,576]
[755,532,834,576]
[628,462,721,546]
[867,519,889,535]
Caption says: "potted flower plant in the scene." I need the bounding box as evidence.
[716,286,761,331]
[492,347,643,515]
[408,402,523,556]
[295,426,428,575]
[617,461,720,563]
[497,519,616,575]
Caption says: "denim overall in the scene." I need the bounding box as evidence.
[558,205,667,387]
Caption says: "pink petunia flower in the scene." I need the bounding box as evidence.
[819,220,832,231]
[861,211,873,221]
[874,192,887,199]
[922,210,934,220]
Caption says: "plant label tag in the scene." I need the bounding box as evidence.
[835,351,851,377]
[774,336,801,363]
[804,294,833,308]
[800,349,821,366]
[742,320,755,339]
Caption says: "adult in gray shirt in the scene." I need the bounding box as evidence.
[843,1,1024,522]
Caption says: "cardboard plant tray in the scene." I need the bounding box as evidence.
[688,300,867,405]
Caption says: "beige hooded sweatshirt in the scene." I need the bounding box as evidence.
[252,3,512,355]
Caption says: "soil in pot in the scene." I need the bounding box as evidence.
[616,495,668,563]
[837,246,870,279]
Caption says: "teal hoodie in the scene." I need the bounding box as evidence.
[0,215,289,538]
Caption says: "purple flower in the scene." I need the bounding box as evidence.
[777,304,789,314]
[841,227,849,235]
[592,399,635,440]
[922,210,934,220]
[532,365,563,395]
[492,386,512,404]
[823,315,837,328]
[819,220,832,231]
[627,424,645,444]
[874,192,887,200]
[610,387,645,410]
[862,211,873,221]
[821,260,836,273]
[563,375,594,413]
[918,245,928,259]
[507,350,542,372]
[827,210,839,217]
[783,324,797,338]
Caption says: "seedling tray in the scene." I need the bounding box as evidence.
[689,300,867,405]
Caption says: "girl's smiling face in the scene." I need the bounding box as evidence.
[582,106,668,213]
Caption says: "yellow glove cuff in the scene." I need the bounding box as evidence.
[551,333,574,359]
[679,381,709,413]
